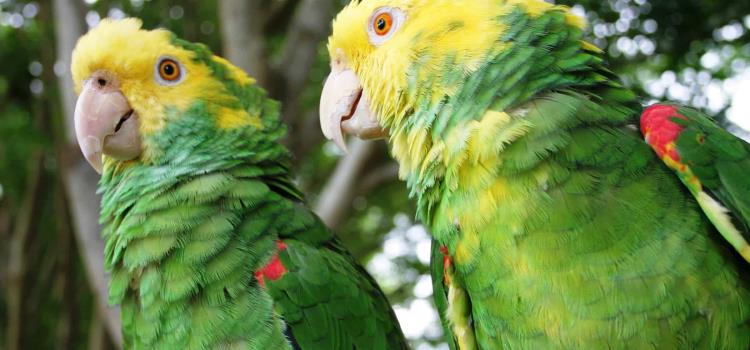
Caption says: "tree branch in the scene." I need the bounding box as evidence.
[53,0,85,145]
[87,313,107,350]
[276,0,333,98]
[359,162,400,194]
[296,109,328,162]
[314,139,380,229]
[52,0,122,346]
[273,0,335,159]
[264,0,300,35]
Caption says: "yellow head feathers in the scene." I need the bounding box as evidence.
[329,0,586,64]
[71,18,256,136]
[71,18,165,93]
[327,0,587,128]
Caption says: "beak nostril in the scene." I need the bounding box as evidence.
[97,78,107,87]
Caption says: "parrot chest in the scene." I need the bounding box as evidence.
[430,167,750,349]
[102,172,295,350]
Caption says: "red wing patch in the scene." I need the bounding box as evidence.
[640,104,687,162]
[440,246,453,285]
[255,240,288,287]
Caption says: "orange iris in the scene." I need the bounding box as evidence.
[373,13,393,36]
[158,59,180,81]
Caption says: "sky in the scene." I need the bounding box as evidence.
[727,69,750,130]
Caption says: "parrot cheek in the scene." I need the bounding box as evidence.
[74,76,142,174]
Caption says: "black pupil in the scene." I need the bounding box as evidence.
[377,18,386,31]
[163,63,175,76]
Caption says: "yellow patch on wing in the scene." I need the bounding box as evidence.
[215,107,263,130]
[665,150,750,263]
[661,152,703,191]
[581,40,603,53]
[696,191,750,263]
[445,279,477,350]
[662,152,687,172]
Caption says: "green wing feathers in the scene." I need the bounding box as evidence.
[267,237,408,349]
[263,207,408,350]
[641,104,750,262]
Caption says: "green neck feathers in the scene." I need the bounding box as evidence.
[387,6,639,222]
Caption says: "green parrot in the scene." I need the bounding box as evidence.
[71,18,407,350]
[318,0,750,348]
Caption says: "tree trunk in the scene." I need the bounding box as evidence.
[314,139,379,228]
[215,0,368,228]
[5,152,44,350]
[276,0,335,159]
[218,0,269,85]
[87,314,107,350]
[52,0,122,346]
[55,181,77,350]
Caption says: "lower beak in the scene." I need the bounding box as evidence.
[74,80,141,174]
[319,68,385,153]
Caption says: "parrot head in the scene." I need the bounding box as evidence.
[72,18,277,174]
[319,0,586,151]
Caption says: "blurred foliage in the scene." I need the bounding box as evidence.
[88,0,221,48]
[557,0,750,120]
[0,2,98,349]
[0,0,747,349]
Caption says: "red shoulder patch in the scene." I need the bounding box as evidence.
[640,104,687,161]
[255,240,288,288]
[440,246,452,285]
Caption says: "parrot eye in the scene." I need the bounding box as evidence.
[155,57,185,85]
[367,7,405,46]
[374,13,392,35]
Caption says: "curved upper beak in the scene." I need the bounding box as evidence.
[319,66,385,153]
[74,75,141,174]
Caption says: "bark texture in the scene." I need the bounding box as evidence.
[52,0,123,346]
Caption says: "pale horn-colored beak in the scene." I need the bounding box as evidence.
[74,73,141,174]
[319,66,385,153]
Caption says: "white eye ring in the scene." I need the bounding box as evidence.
[367,7,405,46]
[154,56,186,86]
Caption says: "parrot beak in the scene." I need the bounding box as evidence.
[74,72,141,174]
[319,64,385,153]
